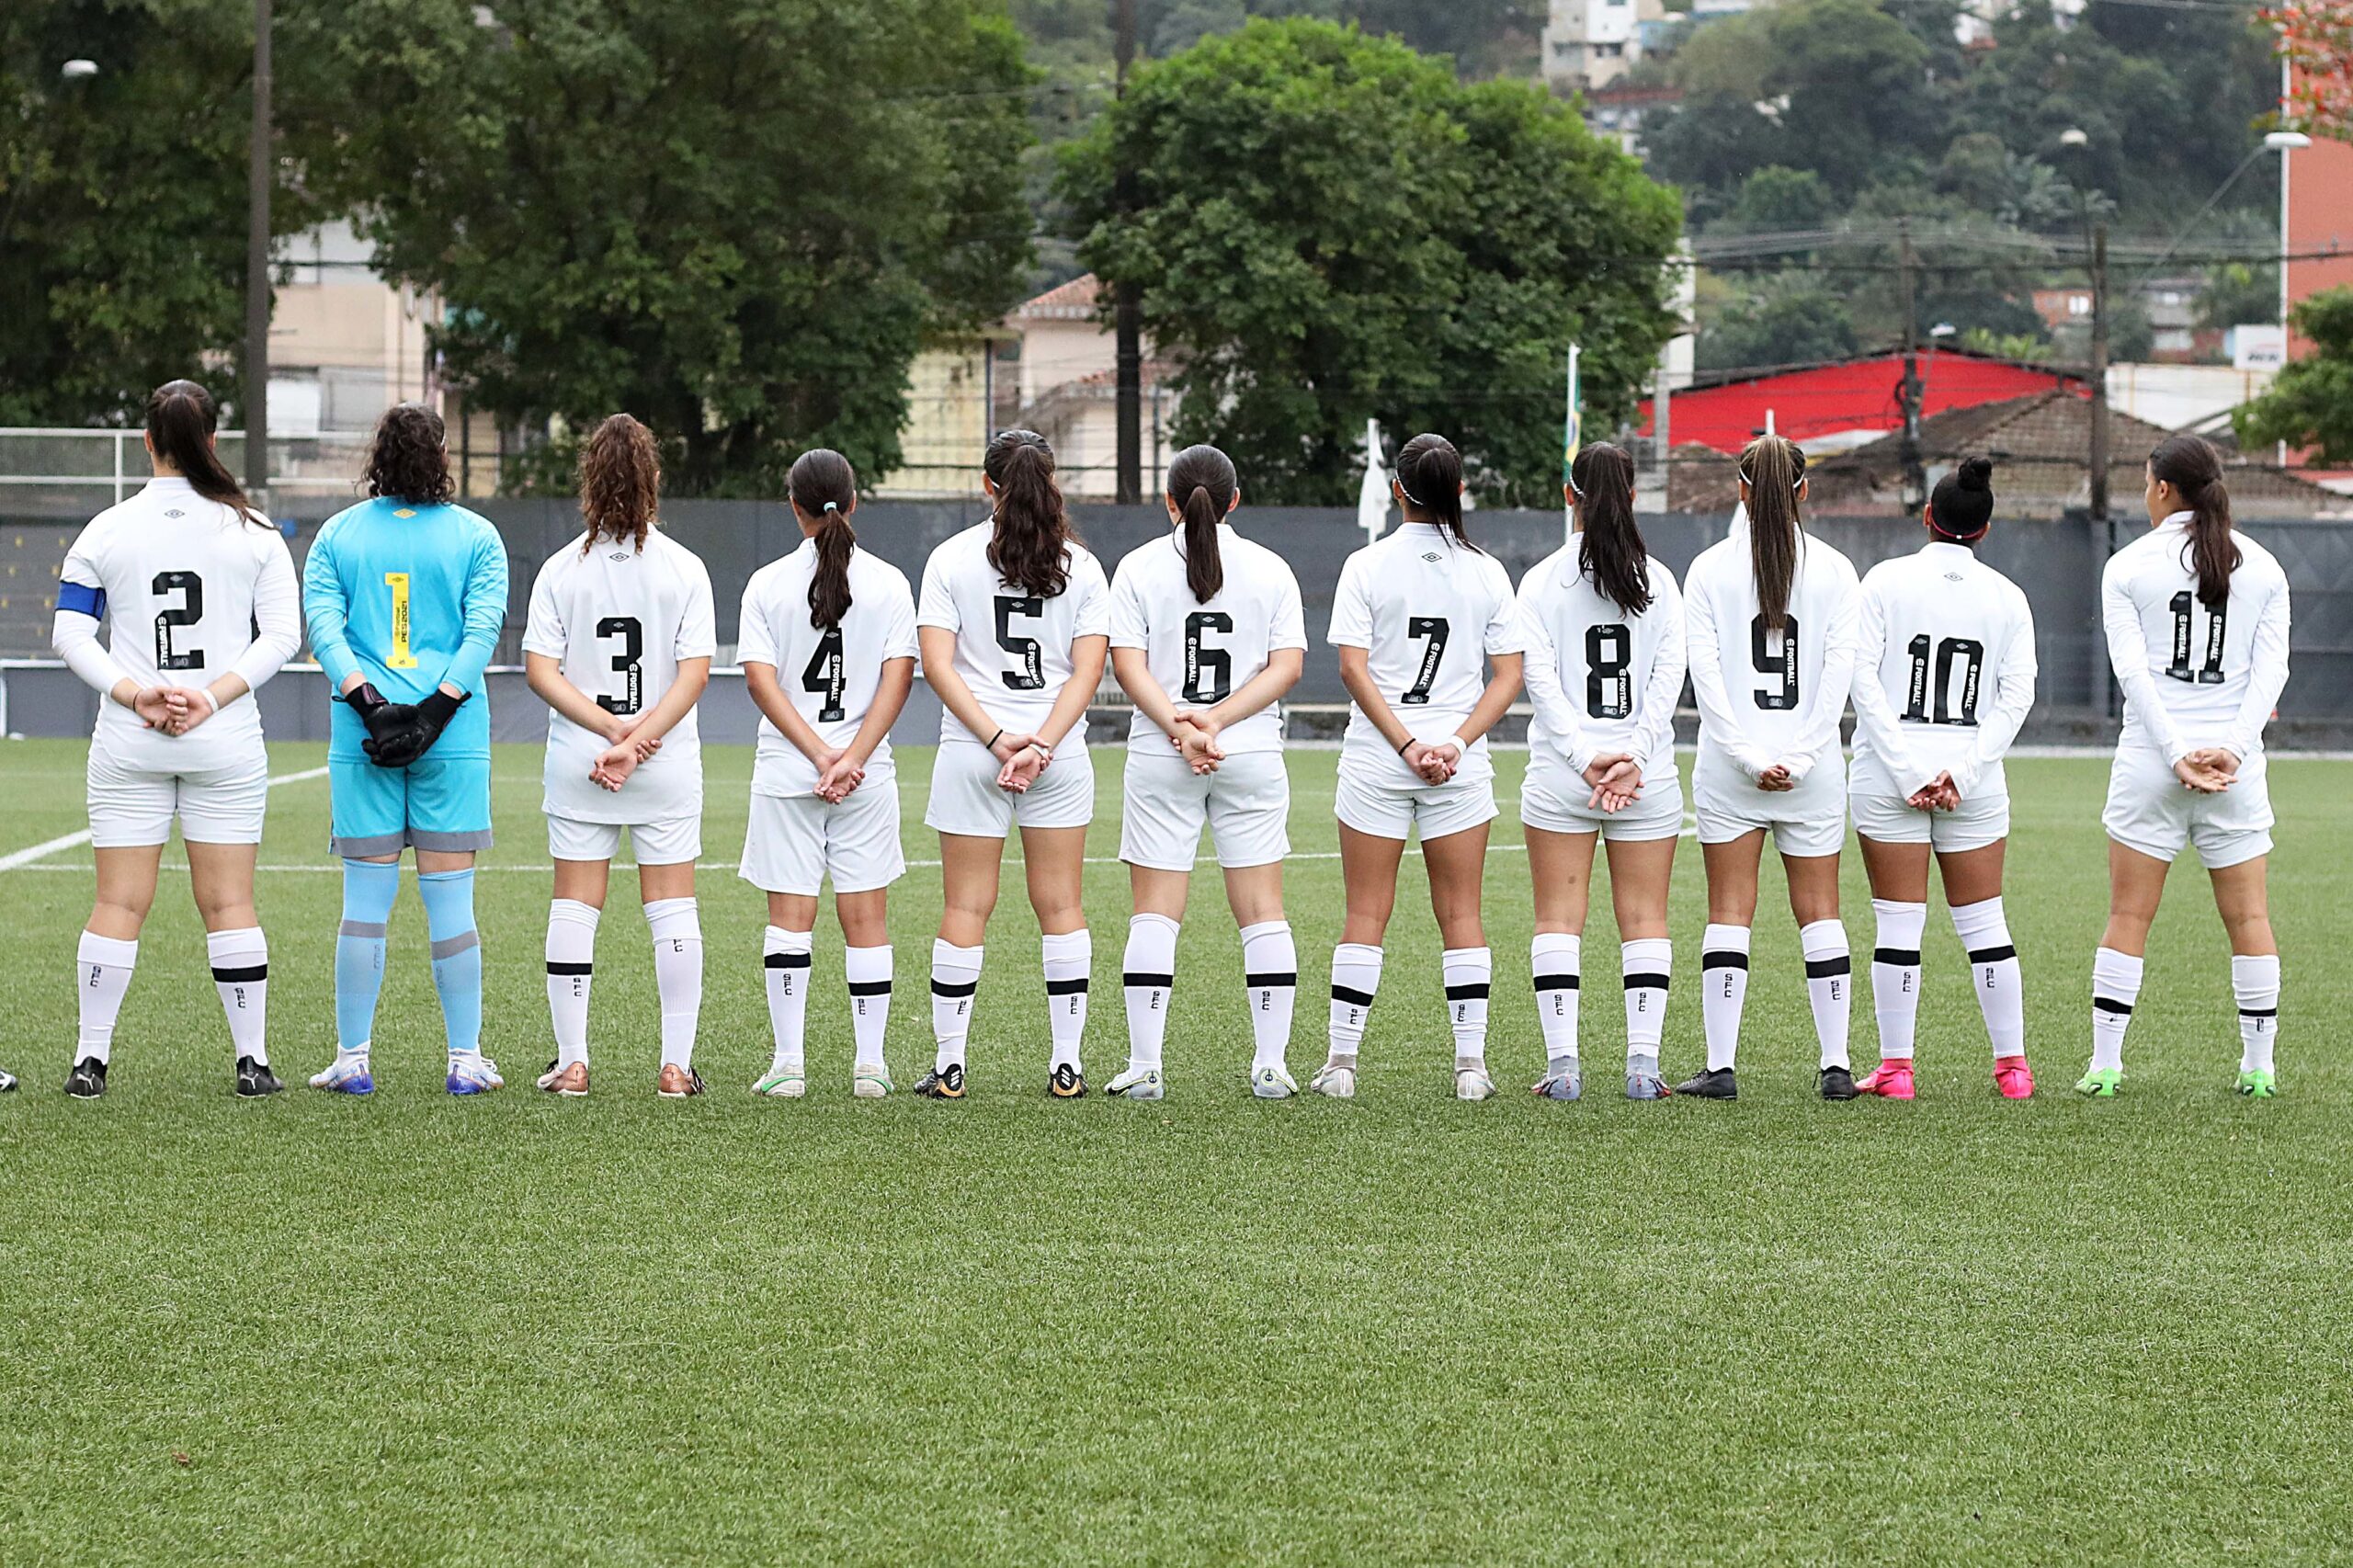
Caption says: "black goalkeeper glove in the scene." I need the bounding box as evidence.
[348,682,422,767]
[368,686,469,770]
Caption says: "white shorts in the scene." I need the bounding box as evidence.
[1120,750,1290,871]
[85,744,268,847]
[741,781,906,895]
[1335,753,1499,843]
[547,812,702,866]
[924,740,1095,838]
[1849,787,2009,852]
[2102,745,2274,869]
[1521,756,1686,842]
[1693,750,1847,858]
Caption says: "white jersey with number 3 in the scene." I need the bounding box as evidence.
[915,520,1110,746]
[523,528,716,825]
[1326,522,1524,775]
[737,540,920,796]
[1849,541,2037,801]
[2101,512,2290,766]
[1107,524,1307,756]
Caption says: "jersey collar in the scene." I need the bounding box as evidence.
[2157,509,2194,532]
[1920,540,1973,562]
[142,476,196,494]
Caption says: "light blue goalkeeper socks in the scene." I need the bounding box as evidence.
[335,858,401,1052]
[417,868,484,1059]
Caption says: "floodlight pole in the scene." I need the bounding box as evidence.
[243,0,271,503]
[1112,0,1143,505]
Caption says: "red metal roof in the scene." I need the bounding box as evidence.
[1641,348,2086,455]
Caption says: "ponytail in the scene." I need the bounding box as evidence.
[1569,441,1651,617]
[983,428,1074,598]
[1394,432,1477,552]
[1165,443,1236,603]
[578,413,660,554]
[789,447,860,630]
[2149,434,2240,610]
[143,380,263,526]
[1737,434,1808,631]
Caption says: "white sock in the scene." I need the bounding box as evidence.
[2233,953,2280,1074]
[846,945,893,1074]
[931,939,983,1072]
[1120,914,1180,1072]
[1700,924,1750,1072]
[645,897,702,1070]
[1949,896,2025,1062]
[2090,947,2143,1072]
[206,926,269,1066]
[1531,932,1581,1068]
[1041,929,1092,1072]
[1239,920,1297,1074]
[1443,946,1493,1067]
[1870,900,1927,1062]
[545,899,599,1068]
[1327,942,1382,1065]
[1620,937,1671,1066]
[1801,918,1852,1071]
[75,931,137,1065]
[764,925,813,1074]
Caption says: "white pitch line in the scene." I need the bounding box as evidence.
[0,765,331,871]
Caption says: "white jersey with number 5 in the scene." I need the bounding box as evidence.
[737,540,920,795]
[1849,541,2037,801]
[1683,514,1861,786]
[1326,521,1524,775]
[915,520,1111,746]
[523,529,716,825]
[1107,525,1307,756]
[2101,512,2290,765]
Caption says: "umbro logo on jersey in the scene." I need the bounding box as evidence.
[394,507,417,518]
[1944,572,1963,582]
[164,508,186,519]
[608,551,630,561]
[1421,551,1442,563]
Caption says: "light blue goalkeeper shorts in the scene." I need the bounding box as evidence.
[328,750,494,858]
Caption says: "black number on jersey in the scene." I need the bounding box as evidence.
[1181,611,1233,704]
[2165,591,2227,685]
[152,571,205,670]
[1749,613,1801,710]
[1901,634,1986,726]
[596,616,643,714]
[994,595,1045,689]
[1401,616,1451,705]
[1585,623,1633,720]
[801,627,847,722]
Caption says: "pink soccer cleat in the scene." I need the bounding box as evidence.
[1993,1055,2035,1099]
[1856,1059,1915,1100]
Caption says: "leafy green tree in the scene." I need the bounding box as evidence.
[2197,262,2280,334]
[1061,18,1680,505]
[2236,288,2353,463]
[1695,273,1858,372]
[1722,166,1836,233]
[311,0,1033,495]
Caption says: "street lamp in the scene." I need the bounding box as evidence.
[60,59,99,81]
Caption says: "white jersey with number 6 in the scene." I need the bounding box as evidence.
[1107,524,1307,756]
[2101,511,2290,766]
[915,520,1111,746]
[523,529,716,825]
[1326,521,1524,778]
[1849,541,2037,801]
[736,540,920,796]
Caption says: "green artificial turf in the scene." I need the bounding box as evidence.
[0,740,2347,1564]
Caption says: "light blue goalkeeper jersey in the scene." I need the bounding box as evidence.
[302,497,509,759]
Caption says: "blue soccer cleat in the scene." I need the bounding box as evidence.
[309,1052,375,1096]
[445,1054,505,1096]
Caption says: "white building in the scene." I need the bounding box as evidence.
[1541,0,1644,93]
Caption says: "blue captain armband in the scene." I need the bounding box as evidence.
[56,582,106,619]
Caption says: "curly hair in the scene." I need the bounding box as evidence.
[362,403,455,506]
[578,414,661,552]
[983,428,1074,600]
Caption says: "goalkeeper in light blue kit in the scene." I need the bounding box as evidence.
[302,404,510,1095]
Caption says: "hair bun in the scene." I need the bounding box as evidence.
[1957,456,1994,492]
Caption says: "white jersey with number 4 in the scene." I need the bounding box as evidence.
[523,529,716,825]
[1107,524,1307,756]
[915,520,1111,746]
[55,477,300,773]
[737,540,920,796]
[1326,521,1525,775]
[1849,541,2037,801]
[2102,512,2290,765]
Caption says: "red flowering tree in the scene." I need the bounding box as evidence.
[2267,1,2353,139]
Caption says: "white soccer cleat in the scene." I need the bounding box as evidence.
[309,1051,374,1096]
[1454,1064,1496,1101]
[1307,1062,1356,1099]
[1106,1064,1165,1100]
[446,1054,504,1096]
[852,1067,892,1099]
[1251,1064,1298,1100]
[752,1066,807,1098]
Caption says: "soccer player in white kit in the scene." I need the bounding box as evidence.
[1105,444,1308,1100]
[522,415,716,1097]
[1315,433,1526,1101]
[915,430,1111,1098]
[1513,442,1686,1103]
[1679,435,1863,1102]
[49,380,301,1098]
[1847,457,2038,1101]
[2084,435,2291,1098]
[736,448,919,1098]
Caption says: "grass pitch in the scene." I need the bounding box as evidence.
[0,739,2348,1564]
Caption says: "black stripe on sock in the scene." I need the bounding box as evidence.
[1532,971,1580,992]
[545,961,593,977]
[847,980,893,997]
[1872,948,1922,967]
[2238,1006,2278,1019]
[210,964,267,983]
[1702,950,1750,971]
[1622,971,1671,992]
[764,950,813,970]
[1968,944,2018,965]
[1444,982,1491,1002]
[1803,956,1852,980]
[930,978,979,998]
[1122,971,1176,990]
[1245,971,1297,989]
[1045,977,1090,996]
[1331,983,1377,1006]
[2092,994,2134,1016]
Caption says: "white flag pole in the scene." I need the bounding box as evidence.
[1356,417,1389,546]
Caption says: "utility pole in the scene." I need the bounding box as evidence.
[1896,218,1925,510]
[2088,221,2110,533]
[1111,0,1143,505]
[243,0,271,504]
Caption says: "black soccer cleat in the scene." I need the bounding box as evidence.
[914,1063,966,1099]
[1049,1062,1086,1099]
[1674,1066,1737,1100]
[0,1066,17,1093]
[1818,1064,1860,1101]
[235,1056,284,1098]
[64,1057,108,1099]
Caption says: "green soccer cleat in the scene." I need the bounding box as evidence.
[2235,1068,2277,1098]
[2074,1065,2122,1098]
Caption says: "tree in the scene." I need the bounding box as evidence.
[1695,273,1858,372]
[311,0,1033,495]
[2236,287,2353,461]
[1061,18,1680,505]
[2266,1,2353,140]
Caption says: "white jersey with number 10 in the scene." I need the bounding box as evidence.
[1849,541,2037,801]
